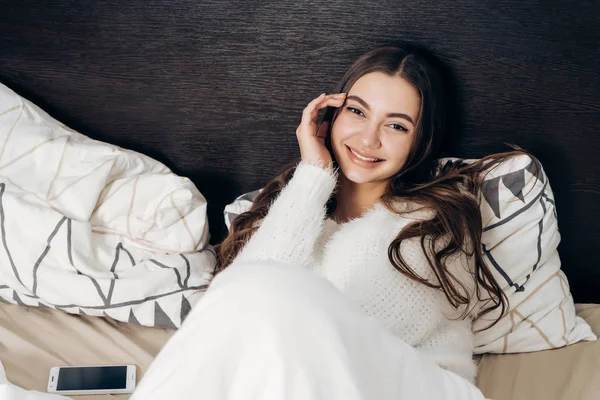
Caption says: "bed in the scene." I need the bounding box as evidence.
[1,0,599,399]
[1,301,599,400]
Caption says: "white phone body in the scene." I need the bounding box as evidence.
[47,365,136,395]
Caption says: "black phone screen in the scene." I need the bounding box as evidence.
[57,366,127,390]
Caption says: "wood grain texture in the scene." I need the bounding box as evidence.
[1,0,599,302]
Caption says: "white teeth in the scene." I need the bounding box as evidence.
[350,147,380,162]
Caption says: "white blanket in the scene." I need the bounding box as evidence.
[0,83,215,328]
[132,260,486,400]
[0,361,70,400]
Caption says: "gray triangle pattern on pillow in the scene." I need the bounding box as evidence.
[180,294,192,323]
[128,308,140,325]
[481,158,544,220]
[154,301,177,329]
[480,157,549,292]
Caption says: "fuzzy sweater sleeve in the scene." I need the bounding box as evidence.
[232,160,338,268]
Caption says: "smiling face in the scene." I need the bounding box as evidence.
[330,71,421,190]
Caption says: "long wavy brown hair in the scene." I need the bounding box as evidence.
[216,45,525,329]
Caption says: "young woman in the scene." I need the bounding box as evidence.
[133,46,516,399]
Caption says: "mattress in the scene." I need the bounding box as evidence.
[477,304,600,400]
[0,302,174,399]
[1,302,598,399]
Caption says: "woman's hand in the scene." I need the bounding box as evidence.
[296,93,347,168]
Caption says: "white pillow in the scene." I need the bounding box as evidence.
[0,83,215,328]
[459,154,596,353]
[224,155,597,353]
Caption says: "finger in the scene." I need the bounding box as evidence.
[302,102,339,127]
[319,93,347,106]
[308,93,346,111]
[302,96,323,120]
[325,92,347,99]
[308,97,346,120]
[305,93,327,111]
[308,95,347,116]
[318,95,347,107]
[301,94,346,128]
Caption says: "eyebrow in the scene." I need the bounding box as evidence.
[346,95,415,125]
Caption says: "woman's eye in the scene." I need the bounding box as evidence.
[389,123,408,132]
[346,107,363,116]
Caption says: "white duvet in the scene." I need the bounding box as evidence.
[0,361,69,400]
[0,83,215,328]
[133,260,486,400]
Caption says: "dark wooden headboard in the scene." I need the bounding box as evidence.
[1,0,598,302]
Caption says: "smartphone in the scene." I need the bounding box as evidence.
[47,365,136,395]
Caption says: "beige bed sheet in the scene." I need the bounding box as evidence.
[0,302,174,399]
[477,304,600,400]
[1,301,598,400]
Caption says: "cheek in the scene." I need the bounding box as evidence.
[383,135,413,163]
[331,115,356,144]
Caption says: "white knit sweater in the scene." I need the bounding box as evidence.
[234,160,479,383]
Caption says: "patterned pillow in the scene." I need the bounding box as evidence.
[0,83,215,328]
[457,155,596,353]
[224,155,597,353]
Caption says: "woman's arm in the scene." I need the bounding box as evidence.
[233,92,344,268]
[232,160,337,268]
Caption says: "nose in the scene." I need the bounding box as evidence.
[359,123,381,149]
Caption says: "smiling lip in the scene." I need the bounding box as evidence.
[346,145,385,167]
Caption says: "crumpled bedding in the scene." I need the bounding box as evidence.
[0,83,215,328]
